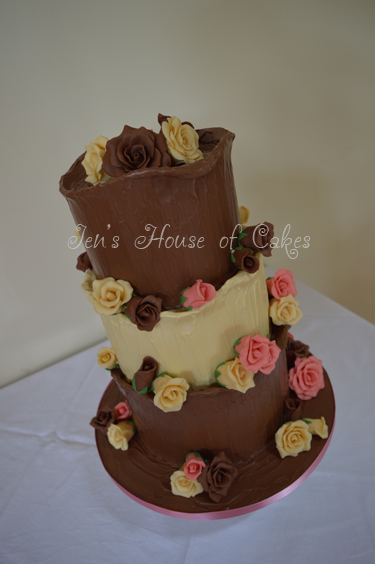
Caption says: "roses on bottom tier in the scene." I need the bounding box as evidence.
[275,417,329,459]
[170,451,238,502]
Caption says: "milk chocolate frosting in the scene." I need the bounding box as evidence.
[111,350,289,465]
[60,128,239,309]
[95,366,335,513]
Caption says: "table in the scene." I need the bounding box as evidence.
[1,276,375,564]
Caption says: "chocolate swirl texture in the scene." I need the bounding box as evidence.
[59,128,239,309]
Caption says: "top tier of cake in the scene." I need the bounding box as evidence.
[60,127,240,310]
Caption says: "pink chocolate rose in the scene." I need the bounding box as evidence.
[114,401,132,421]
[288,355,325,400]
[183,453,206,480]
[235,334,281,375]
[267,269,297,300]
[181,280,216,309]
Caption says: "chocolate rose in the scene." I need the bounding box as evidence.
[286,336,310,369]
[270,322,291,350]
[240,222,274,257]
[232,247,260,274]
[125,295,162,332]
[284,397,303,421]
[198,452,238,503]
[102,125,171,177]
[76,252,92,272]
[133,356,159,392]
[90,406,115,435]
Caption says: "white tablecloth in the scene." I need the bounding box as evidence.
[1,276,375,564]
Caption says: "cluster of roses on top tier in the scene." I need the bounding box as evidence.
[81,114,204,185]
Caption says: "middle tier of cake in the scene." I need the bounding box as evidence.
[101,255,270,388]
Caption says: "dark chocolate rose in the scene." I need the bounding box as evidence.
[270,322,291,350]
[102,125,171,177]
[198,452,238,503]
[90,406,115,435]
[125,295,163,332]
[133,356,159,393]
[240,222,274,257]
[232,247,260,274]
[284,397,303,421]
[286,336,311,370]
[76,252,92,272]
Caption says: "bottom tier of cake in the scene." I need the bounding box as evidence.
[95,367,335,516]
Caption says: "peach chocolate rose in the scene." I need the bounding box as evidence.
[107,420,135,451]
[235,334,280,375]
[266,268,297,299]
[114,401,132,421]
[269,295,303,327]
[289,355,325,401]
[97,346,117,369]
[181,280,216,309]
[183,453,206,481]
[92,277,133,315]
[152,374,189,413]
[162,116,203,164]
[215,358,255,393]
[275,420,312,458]
[82,135,111,185]
[170,470,204,498]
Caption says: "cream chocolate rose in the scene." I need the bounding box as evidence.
[81,269,96,304]
[215,358,255,393]
[152,374,189,413]
[162,116,203,164]
[107,420,135,451]
[305,417,329,439]
[269,295,303,327]
[97,346,117,369]
[238,205,250,227]
[82,135,111,185]
[91,277,133,315]
[170,470,204,498]
[275,420,312,458]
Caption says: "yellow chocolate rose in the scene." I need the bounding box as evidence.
[162,117,203,164]
[153,374,189,413]
[275,420,312,458]
[238,206,250,227]
[215,358,255,393]
[97,346,117,369]
[306,417,329,439]
[92,278,133,315]
[82,135,111,185]
[81,269,96,304]
[170,470,204,498]
[269,294,303,327]
[107,420,135,451]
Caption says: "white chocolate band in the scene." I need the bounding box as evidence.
[101,255,270,388]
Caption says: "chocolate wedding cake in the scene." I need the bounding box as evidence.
[60,115,335,516]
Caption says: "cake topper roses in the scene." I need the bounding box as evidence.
[81,115,203,184]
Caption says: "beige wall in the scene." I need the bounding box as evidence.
[1,0,374,388]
